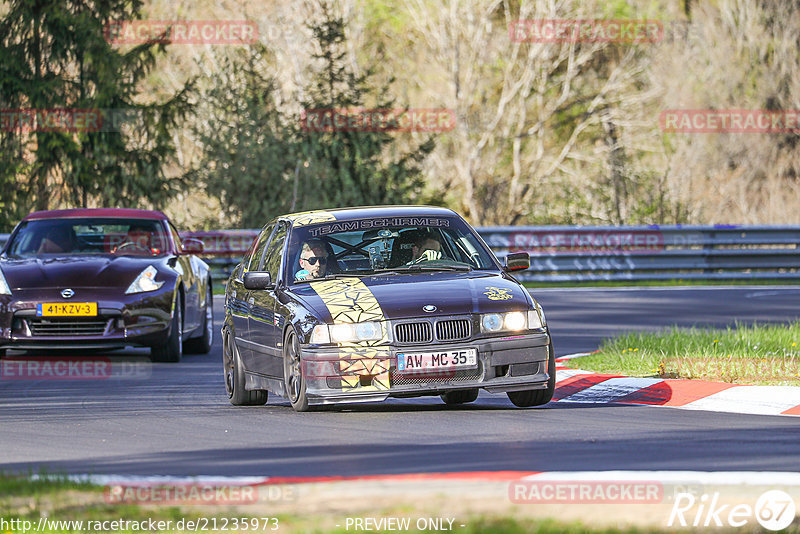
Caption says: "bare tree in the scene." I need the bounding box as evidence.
[652,0,800,223]
[400,0,660,225]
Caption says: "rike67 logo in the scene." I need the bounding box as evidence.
[669,490,796,531]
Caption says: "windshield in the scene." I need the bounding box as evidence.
[287,216,498,283]
[6,218,170,257]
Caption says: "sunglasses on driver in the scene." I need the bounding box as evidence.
[302,256,328,265]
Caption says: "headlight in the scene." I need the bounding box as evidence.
[125,265,164,294]
[536,301,547,326]
[481,310,540,333]
[481,313,504,332]
[504,311,526,330]
[528,308,545,329]
[481,311,527,333]
[0,268,10,295]
[310,324,331,344]
[309,322,383,344]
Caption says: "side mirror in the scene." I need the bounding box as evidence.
[243,271,273,290]
[503,252,530,272]
[182,237,204,254]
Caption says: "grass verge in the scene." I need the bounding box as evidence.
[575,322,800,385]
[0,472,742,534]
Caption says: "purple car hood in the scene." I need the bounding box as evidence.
[0,255,159,290]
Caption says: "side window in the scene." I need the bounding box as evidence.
[247,223,275,272]
[261,223,288,281]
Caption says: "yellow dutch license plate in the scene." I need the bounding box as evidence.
[37,302,98,317]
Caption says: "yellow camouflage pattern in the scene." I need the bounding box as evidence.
[285,210,336,226]
[309,278,391,392]
[484,286,513,301]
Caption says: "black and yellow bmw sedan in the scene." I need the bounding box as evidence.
[223,206,553,411]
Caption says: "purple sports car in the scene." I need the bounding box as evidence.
[0,209,213,362]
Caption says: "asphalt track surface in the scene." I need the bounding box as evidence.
[1,287,799,477]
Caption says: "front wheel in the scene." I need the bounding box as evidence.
[283,329,311,412]
[507,341,556,408]
[223,329,267,406]
[150,294,183,363]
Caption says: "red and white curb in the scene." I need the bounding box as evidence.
[554,355,800,417]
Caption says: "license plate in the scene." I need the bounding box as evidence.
[37,302,98,317]
[396,348,477,373]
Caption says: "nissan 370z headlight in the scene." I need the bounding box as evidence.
[310,322,383,344]
[125,265,164,294]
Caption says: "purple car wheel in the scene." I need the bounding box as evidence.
[150,294,182,363]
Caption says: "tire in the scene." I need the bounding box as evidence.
[223,329,267,406]
[283,329,311,412]
[440,388,479,405]
[150,293,183,363]
[507,341,556,408]
[185,281,214,354]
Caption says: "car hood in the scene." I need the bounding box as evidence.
[289,271,533,322]
[0,255,165,290]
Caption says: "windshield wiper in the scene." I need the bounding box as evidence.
[376,264,472,273]
[294,272,365,284]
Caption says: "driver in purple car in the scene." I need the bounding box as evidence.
[112,224,153,254]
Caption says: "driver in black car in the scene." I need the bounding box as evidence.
[295,239,329,280]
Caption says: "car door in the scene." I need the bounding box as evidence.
[234,222,275,367]
[247,221,288,377]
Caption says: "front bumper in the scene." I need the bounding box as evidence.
[0,287,174,351]
[300,331,551,405]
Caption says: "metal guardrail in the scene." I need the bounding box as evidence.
[478,225,800,281]
[2,225,799,282]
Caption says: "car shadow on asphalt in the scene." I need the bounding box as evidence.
[267,398,643,413]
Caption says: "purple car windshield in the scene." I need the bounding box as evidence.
[6,218,169,257]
